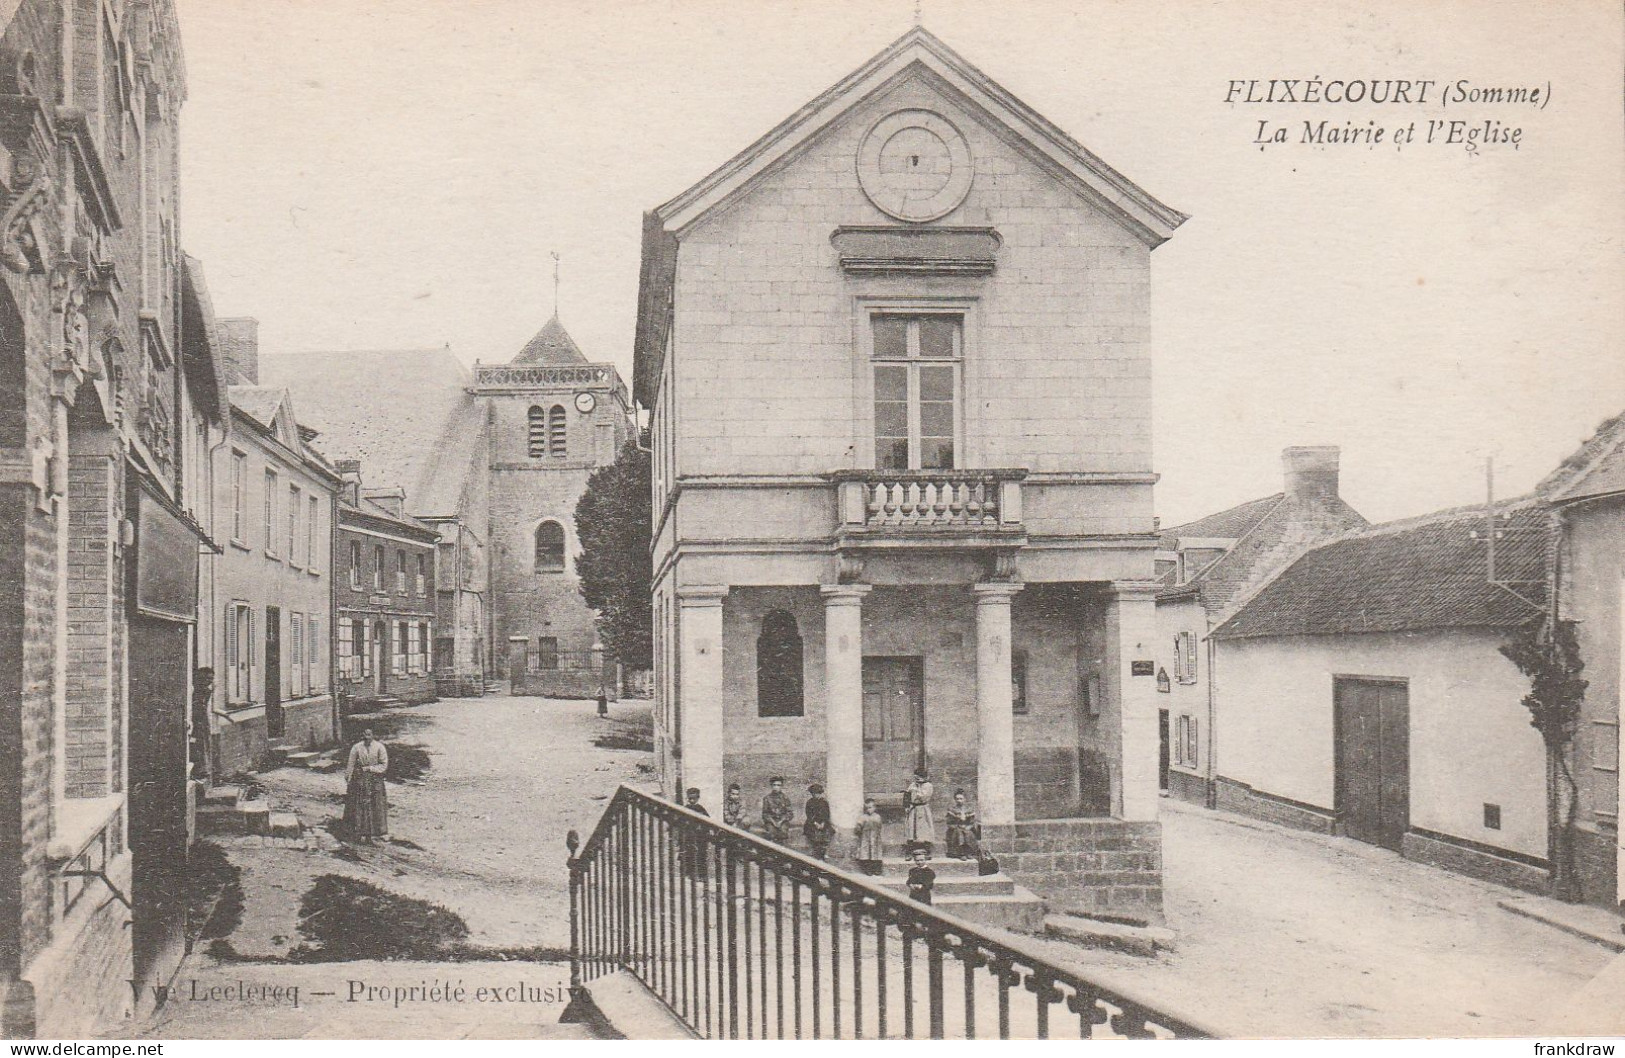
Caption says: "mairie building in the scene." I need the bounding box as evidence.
[634,28,1186,919]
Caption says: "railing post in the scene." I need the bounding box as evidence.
[559,829,588,1024]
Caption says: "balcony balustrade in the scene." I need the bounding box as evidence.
[831,469,1025,544]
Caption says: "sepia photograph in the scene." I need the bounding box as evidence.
[0,0,1620,1045]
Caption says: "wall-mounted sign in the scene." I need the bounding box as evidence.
[133,481,200,623]
[1131,660,1155,677]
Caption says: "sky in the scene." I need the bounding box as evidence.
[174,0,1624,526]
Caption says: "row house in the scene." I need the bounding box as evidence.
[262,348,492,696]
[333,460,438,708]
[1152,447,1365,803]
[636,28,1186,921]
[208,318,339,775]
[0,0,210,1036]
[1210,413,1625,912]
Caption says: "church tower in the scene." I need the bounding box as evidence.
[471,314,634,694]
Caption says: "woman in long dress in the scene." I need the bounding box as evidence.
[345,728,390,843]
[904,767,935,856]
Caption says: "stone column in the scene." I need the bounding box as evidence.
[973,582,1023,826]
[676,585,728,809]
[821,584,870,831]
[1110,581,1162,822]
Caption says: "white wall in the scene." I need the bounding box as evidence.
[1219,629,1547,859]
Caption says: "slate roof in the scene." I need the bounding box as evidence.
[260,348,473,515]
[513,315,588,366]
[227,385,286,430]
[1540,410,1625,503]
[1212,499,1548,640]
[409,395,488,520]
[1158,494,1282,549]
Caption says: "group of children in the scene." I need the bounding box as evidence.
[686,767,986,907]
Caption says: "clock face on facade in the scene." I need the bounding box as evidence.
[574,392,596,414]
[856,110,974,223]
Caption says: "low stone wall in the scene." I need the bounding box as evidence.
[1571,824,1619,910]
[1402,829,1550,896]
[213,696,338,775]
[980,818,1163,923]
[512,669,613,700]
[1165,769,1210,806]
[1213,777,1338,834]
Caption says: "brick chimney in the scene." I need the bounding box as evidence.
[363,487,406,518]
[1283,446,1341,504]
[218,317,260,385]
[333,459,363,506]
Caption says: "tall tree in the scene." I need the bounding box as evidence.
[574,437,652,670]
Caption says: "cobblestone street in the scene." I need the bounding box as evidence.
[138,693,654,1038]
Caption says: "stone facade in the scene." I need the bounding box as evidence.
[980,819,1163,922]
[208,335,339,776]
[636,29,1186,919]
[332,465,438,709]
[0,0,212,1036]
[471,321,634,699]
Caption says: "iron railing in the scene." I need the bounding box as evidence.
[565,785,1212,1040]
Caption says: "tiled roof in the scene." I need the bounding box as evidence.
[1212,499,1548,640]
[512,315,588,366]
[1541,410,1625,503]
[1158,494,1282,549]
[260,348,473,515]
[409,395,488,519]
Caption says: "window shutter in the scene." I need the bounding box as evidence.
[1185,633,1198,681]
[1188,717,1199,768]
[1172,637,1184,681]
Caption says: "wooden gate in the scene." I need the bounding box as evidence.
[1335,678,1409,851]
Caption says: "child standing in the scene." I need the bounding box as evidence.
[905,846,936,906]
[904,767,935,857]
[854,798,884,875]
[802,782,833,860]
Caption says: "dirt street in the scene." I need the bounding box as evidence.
[1032,799,1620,1038]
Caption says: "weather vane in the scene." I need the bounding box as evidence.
[551,251,561,318]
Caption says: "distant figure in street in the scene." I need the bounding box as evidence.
[722,783,744,829]
[344,728,390,844]
[854,797,884,875]
[803,783,833,860]
[761,776,794,843]
[596,691,608,718]
[904,767,935,857]
[906,846,935,906]
[682,787,709,879]
[945,788,981,860]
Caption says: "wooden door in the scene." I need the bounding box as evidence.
[1335,678,1409,850]
[507,638,529,691]
[373,621,387,694]
[862,656,924,799]
[264,606,283,738]
[1159,709,1171,792]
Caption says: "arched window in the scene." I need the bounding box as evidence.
[548,404,567,457]
[527,406,547,458]
[756,610,804,717]
[534,520,566,573]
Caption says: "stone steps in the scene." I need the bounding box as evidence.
[195,784,308,842]
[1044,913,1176,957]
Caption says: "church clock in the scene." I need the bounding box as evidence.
[574,391,597,414]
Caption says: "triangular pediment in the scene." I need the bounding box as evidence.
[655,27,1186,247]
